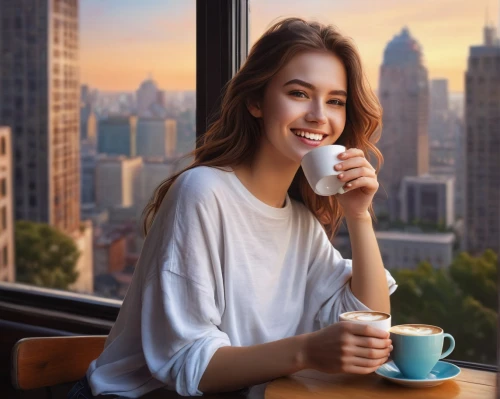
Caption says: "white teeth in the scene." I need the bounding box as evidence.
[292,130,323,141]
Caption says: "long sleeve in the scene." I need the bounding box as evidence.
[141,272,230,396]
[140,171,231,396]
[303,219,397,331]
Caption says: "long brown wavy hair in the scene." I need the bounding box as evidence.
[142,17,383,238]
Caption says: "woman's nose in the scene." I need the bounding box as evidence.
[305,102,327,125]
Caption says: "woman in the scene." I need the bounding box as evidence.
[69,17,397,398]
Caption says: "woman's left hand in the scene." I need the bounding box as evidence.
[333,148,378,220]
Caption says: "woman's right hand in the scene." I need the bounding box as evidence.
[301,322,392,374]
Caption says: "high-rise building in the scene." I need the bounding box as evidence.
[399,175,455,228]
[377,231,455,270]
[81,106,97,144]
[98,116,137,157]
[95,156,143,209]
[464,24,500,254]
[377,28,430,220]
[81,144,97,205]
[166,119,177,157]
[136,118,177,158]
[0,128,15,283]
[137,77,163,118]
[429,79,451,142]
[0,0,81,234]
[0,0,93,293]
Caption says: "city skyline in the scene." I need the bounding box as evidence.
[80,0,497,92]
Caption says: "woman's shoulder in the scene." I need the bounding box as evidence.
[170,166,232,203]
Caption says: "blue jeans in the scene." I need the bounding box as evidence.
[67,376,127,399]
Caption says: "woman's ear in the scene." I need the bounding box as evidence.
[246,100,262,118]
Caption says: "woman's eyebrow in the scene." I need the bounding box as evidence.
[283,79,347,97]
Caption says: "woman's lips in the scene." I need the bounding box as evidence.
[291,129,326,147]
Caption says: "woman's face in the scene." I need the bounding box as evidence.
[249,50,348,164]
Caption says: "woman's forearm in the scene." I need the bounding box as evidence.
[198,334,308,394]
[346,213,390,313]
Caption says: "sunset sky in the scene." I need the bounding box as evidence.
[80,0,497,92]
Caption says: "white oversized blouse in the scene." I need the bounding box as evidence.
[87,166,397,397]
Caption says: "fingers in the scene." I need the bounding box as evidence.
[345,323,390,339]
[342,176,379,194]
[349,342,393,358]
[337,167,376,183]
[338,148,365,160]
[350,355,390,368]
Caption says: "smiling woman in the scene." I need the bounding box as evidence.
[68,17,399,398]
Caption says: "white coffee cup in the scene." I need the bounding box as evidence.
[301,145,346,196]
[339,310,392,332]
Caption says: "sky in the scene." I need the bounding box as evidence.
[80,0,498,92]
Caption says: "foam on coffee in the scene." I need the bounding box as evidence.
[390,324,441,336]
[342,311,389,322]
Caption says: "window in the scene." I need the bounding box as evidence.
[249,0,497,366]
[1,3,200,305]
[0,0,495,375]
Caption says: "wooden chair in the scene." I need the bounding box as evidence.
[11,335,107,391]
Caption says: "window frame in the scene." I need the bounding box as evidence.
[0,0,497,373]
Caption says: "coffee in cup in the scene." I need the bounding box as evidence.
[339,310,391,332]
[389,324,455,379]
[301,145,346,196]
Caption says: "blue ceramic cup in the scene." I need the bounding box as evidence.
[389,324,455,379]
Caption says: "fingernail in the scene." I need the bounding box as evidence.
[339,153,346,158]
[389,345,393,351]
[338,173,344,179]
[335,164,342,170]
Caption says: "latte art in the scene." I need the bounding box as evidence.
[342,311,389,321]
[390,324,441,336]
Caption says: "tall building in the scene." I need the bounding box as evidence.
[377,28,430,220]
[95,156,143,209]
[81,106,97,144]
[136,118,177,158]
[136,77,165,118]
[98,116,137,157]
[464,23,500,254]
[0,128,15,283]
[81,144,97,205]
[0,0,93,293]
[0,0,81,234]
[429,79,451,142]
[377,231,455,270]
[399,175,455,228]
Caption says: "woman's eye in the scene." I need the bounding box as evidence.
[290,91,307,98]
[328,99,346,106]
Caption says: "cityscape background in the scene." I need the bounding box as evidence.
[0,0,497,364]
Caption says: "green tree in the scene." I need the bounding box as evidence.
[390,251,497,365]
[15,220,80,290]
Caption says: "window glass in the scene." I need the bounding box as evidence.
[250,0,498,365]
[0,1,196,299]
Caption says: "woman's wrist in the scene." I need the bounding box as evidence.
[295,333,312,371]
[345,211,372,224]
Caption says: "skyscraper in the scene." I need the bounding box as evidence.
[464,23,500,254]
[377,28,430,220]
[98,116,137,157]
[0,0,80,234]
[0,127,15,283]
[136,118,177,158]
[0,0,93,293]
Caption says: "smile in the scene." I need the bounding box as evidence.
[291,129,327,146]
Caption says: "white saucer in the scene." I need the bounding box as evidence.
[375,360,461,388]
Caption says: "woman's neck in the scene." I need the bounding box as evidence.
[233,140,299,208]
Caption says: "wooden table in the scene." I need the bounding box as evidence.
[265,368,497,399]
